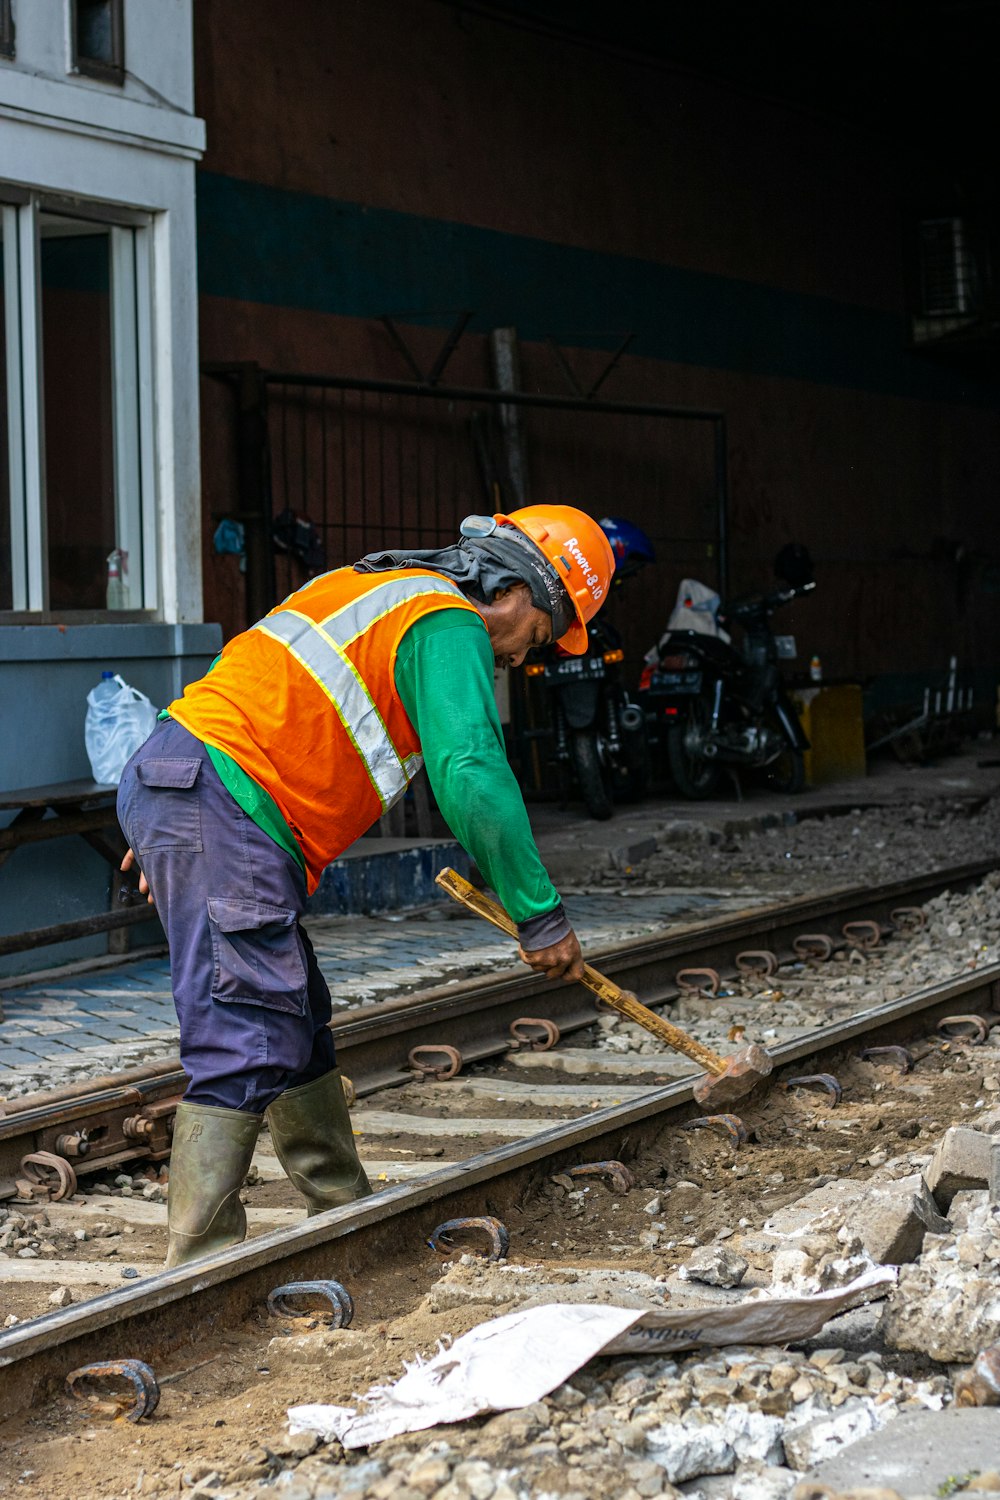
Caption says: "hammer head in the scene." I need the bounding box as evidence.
[692,1043,773,1108]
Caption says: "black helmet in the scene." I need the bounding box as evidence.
[774,543,814,589]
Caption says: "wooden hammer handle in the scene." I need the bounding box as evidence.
[435,868,726,1077]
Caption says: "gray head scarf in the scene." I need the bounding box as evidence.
[355,516,575,640]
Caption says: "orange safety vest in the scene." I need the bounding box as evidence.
[169,568,482,891]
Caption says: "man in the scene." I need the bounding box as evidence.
[117,505,615,1266]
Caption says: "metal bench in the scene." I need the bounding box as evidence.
[0,780,151,961]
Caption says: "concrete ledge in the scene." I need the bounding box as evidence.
[0,623,222,662]
[807,1406,1000,1494]
[307,839,472,917]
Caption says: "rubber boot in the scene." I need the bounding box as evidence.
[165,1102,262,1267]
[266,1068,372,1214]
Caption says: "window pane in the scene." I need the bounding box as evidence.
[0,0,13,60]
[40,215,117,611]
[76,0,115,64]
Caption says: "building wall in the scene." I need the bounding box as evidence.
[194,0,1000,700]
[2,0,205,622]
[7,0,195,114]
[1,0,208,972]
[0,622,220,977]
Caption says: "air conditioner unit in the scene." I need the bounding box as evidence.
[919,217,979,317]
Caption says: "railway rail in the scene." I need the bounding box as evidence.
[2,859,994,1199]
[0,857,998,1420]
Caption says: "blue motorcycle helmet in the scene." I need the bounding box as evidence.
[598,517,655,583]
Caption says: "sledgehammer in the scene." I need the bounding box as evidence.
[435,868,773,1107]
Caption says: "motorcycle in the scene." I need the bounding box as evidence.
[639,546,815,800]
[526,517,654,821]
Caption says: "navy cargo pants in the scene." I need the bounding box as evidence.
[117,719,336,1112]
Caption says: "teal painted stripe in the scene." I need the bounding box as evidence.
[196,170,998,407]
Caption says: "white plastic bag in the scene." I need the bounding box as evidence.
[666,578,727,638]
[289,1270,895,1450]
[85,673,158,784]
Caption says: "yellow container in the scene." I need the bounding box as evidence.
[792,684,867,786]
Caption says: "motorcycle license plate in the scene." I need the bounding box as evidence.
[650,669,702,692]
[544,657,606,683]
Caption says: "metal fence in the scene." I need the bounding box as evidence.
[204,351,729,800]
[206,360,729,665]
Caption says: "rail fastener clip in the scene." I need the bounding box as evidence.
[779,1073,843,1104]
[65,1359,160,1423]
[681,1114,750,1148]
[563,1160,636,1194]
[427,1216,510,1260]
[266,1280,354,1327]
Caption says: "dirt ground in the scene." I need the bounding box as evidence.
[3,761,999,1497]
[1,1015,990,1499]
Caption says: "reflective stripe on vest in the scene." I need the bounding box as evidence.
[254,574,466,810]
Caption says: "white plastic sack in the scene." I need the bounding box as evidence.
[666,578,728,639]
[84,674,158,785]
[645,577,731,665]
[288,1269,895,1450]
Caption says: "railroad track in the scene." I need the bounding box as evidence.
[0,858,997,1420]
[3,859,995,1198]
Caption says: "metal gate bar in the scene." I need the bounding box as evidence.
[204,354,730,803]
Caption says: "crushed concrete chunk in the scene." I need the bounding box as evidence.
[782,1396,887,1470]
[761,1172,944,1268]
[881,1195,1000,1361]
[679,1245,748,1288]
[646,1405,784,1483]
[733,1465,799,1500]
[925,1126,998,1209]
[423,1261,668,1314]
[851,1173,948,1264]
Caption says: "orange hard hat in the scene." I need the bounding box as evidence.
[494,505,616,655]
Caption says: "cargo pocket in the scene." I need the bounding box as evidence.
[134,758,203,852]
[207,898,308,1015]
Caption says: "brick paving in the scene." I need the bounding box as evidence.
[0,888,740,1101]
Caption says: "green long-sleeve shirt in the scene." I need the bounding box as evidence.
[394,610,561,927]
[196,608,563,934]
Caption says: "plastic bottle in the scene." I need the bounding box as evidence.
[92,669,116,705]
[809,655,823,684]
[106,549,129,610]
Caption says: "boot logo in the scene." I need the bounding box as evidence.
[187,1123,203,1141]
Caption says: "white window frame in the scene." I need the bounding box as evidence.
[2,186,157,616]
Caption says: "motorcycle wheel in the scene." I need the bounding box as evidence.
[761,742,806,794]
[570,730,614,820]
[666,701,722,800]
[615,729,650,803]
